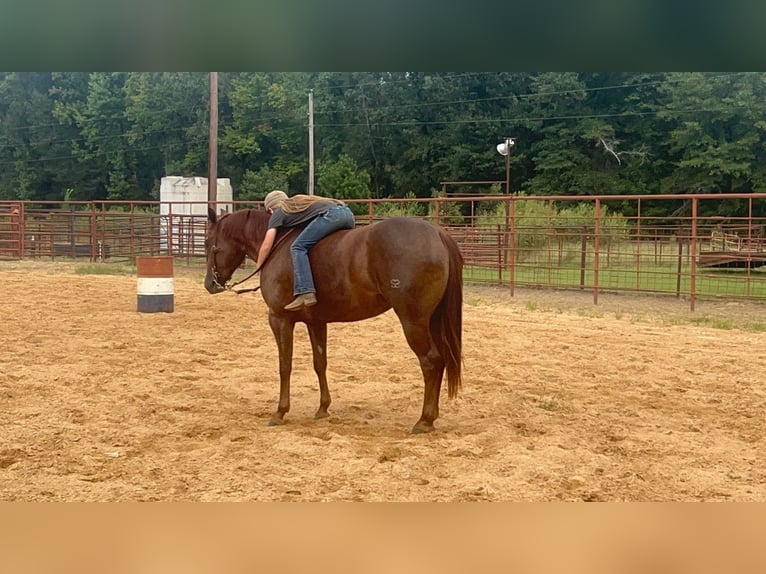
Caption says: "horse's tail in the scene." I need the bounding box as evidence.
[433,227,463,399]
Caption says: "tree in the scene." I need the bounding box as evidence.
[124,72,210,196]
[237,165,289,201]
[654,72,766,215]
[82,73,139,200]
[0,72,83,200]
[220,73,309,194]
[317,154,371,214]
[658,73,765,193]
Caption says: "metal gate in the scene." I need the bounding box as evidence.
[0,202,23,259]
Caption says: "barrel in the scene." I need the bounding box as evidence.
[136,256,174,313]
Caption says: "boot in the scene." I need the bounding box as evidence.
[284,292,318,311]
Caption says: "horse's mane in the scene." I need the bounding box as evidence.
[217,208,270,244]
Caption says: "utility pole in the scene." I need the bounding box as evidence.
[308,89,315,195]
[208,72,218,210]
[505,137,511,195]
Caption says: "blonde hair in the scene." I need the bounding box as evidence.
[270,194,341,214]
[264,190,288,211]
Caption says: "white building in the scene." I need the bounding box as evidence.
[159,176,233,255]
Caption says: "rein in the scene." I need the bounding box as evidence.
[209,256,262,295]
[227,267,262,294]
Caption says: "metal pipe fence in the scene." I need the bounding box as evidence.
[2,194,765,309]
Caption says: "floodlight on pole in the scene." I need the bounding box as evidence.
[496,137,515,194]
[496,137,517,286]
[496,138,515,156]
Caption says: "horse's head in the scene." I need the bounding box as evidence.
[204,207,247,294]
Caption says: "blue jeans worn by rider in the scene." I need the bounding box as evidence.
[290,204,355,295]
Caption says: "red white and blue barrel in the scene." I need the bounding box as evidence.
[136,256,174,313]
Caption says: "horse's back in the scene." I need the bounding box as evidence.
[264,217,456,322]
[366,217,444,248]
[364,217,450,273]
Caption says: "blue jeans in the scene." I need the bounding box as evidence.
[291,205,355,295]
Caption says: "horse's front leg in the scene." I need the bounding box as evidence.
[306,321,331,419]
[268,311,295,426]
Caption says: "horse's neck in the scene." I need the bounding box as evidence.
[240,209,269,256]
[230,209,295,262]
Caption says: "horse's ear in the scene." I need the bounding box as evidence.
[207,207,217,224]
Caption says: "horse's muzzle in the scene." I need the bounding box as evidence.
[204,276,226,294]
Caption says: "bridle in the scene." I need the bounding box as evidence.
[208,245,262,295]
[208,248,228,291]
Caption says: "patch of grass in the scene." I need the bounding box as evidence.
[710,318,733,330]
[525,301,538,311]
[74,263,135,276]
[614,309,623,320]
[670,315,735,330]
[464,258,766,300]
[576,308,603,318]
[744,321,766,332]
[538,396,560,411]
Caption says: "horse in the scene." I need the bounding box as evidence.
[203,207,463,433]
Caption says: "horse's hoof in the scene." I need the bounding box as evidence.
[268,416,286,426]
[314,410,330,420]
[411,422,435,434]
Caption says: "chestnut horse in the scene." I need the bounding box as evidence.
[203,207,463,433]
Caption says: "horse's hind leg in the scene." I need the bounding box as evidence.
[399,319,445,434]
[306,322,331,419]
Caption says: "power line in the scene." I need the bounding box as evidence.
[311,72,745,116]
[314,103,764,129]
[307,71,492,92]
[0,72,753,138]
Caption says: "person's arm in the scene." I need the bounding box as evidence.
[256,227,278,269]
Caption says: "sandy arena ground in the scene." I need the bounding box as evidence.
[0,261,764,501]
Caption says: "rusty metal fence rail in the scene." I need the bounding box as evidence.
[0,202,23,258]
[2,194,766,308]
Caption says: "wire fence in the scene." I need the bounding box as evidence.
[2,194,766,309]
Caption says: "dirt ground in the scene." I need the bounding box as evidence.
[1,260,764,501]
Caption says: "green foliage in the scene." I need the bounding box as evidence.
[317,154,371,215]
[475,183,504,217]
[475,193,629,254]
[2,72,766,218]
[238,166,289,201]
[428,189,464,225]
[75,263,135,276]
[374,191,427,218]
[650,72,766,213]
